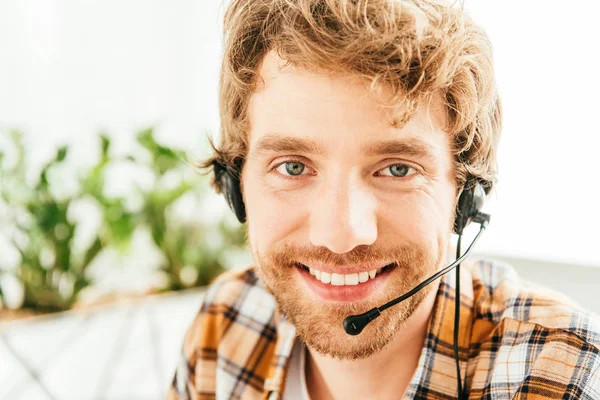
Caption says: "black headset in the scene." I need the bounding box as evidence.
[212,157,488,235]
[213,159,247,224]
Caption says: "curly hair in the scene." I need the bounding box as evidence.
[200,0,502,196]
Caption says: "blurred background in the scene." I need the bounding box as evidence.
[0,0,599,399]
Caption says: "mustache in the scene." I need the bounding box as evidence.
[266,243,425,270]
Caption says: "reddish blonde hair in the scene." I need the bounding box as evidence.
[201,0,502,195]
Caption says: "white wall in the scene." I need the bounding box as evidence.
[464,1,600,268]
[1,0,599,268]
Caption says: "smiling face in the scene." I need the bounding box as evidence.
[241,51,457,359]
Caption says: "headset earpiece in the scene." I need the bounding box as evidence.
[453,178,488,235]
[213,159,246,223]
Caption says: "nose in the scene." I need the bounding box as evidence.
[308,177,378,254]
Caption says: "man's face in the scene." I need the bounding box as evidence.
[241,51,456,360]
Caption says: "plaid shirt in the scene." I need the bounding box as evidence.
[167,259,600,399]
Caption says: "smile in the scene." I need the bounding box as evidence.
[296,263,397,286]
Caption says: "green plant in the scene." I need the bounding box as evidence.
[81,134,137,251]
[0,131,104,311]
[131,128,247,290]
[0,128,248,312]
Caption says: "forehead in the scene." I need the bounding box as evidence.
[246,51,450,159]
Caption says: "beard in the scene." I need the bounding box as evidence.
[250,237,443,360]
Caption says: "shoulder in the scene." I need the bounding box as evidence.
[170,266,280,398]
[206,266,273,310]
[468,258,600,350]
[194,266,278,341]
[467,259,600,397]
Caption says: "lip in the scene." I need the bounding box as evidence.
[296,264,394,302]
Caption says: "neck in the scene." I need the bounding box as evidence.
[304,281,439,400]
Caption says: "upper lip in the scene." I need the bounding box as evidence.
[296,262,395,274]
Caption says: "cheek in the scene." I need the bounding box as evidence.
[243,176,308,251]
[381,191,454,247]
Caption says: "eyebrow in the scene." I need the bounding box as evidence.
[249,133,437,163]
[250,134,326,157]
[364,138,438,163]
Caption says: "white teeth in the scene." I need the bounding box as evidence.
[304,265,386,286]
[344,273,359,285]
[331,273,345,286]
[358,272,369,283]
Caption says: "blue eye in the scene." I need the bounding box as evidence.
[381,164,416,177]
[277,161,306,176]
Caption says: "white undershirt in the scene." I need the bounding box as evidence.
[283,340,311,400]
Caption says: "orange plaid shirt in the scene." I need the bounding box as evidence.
[167,259,600,399]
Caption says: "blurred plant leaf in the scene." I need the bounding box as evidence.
[136,128,186,174]
[37,145,69,191]
[100,134,110,159]
[101,198,136,249]
[56,146,68,162]
[82,237,102,268]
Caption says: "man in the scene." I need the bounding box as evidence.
[168,0,600,398]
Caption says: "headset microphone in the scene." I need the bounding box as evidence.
[343,216,488,336]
